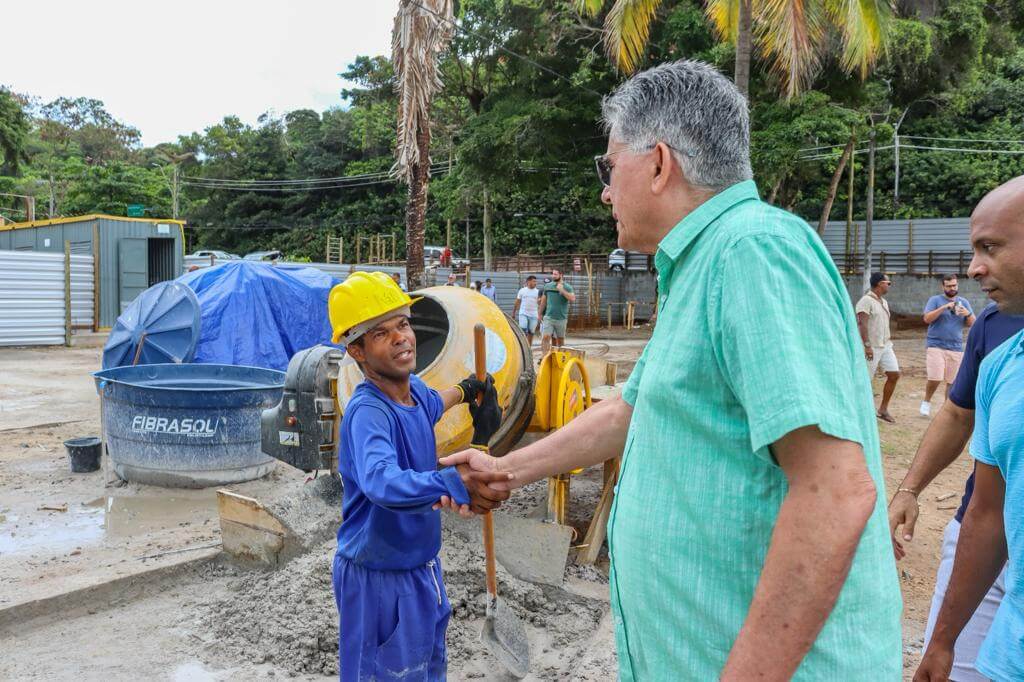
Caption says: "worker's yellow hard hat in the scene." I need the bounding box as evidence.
[328,271,419,344]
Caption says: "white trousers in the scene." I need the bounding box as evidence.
[923,518,1007,682]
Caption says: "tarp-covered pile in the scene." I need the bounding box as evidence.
[178,262,340,371]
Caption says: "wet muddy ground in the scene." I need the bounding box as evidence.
[0,329,962,679]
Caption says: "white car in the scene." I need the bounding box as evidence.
[190,249,241,260]
[608,248,652,272]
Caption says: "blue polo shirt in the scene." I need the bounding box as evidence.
[924,294,973,351]
[335,375,469,570]
[971,329,1024,680]
[949,305,1024,522]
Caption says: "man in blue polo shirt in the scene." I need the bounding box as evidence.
[890,301,1024,679]
[916,175,1024,681]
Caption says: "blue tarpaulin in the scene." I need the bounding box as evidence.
[177,262,341,371]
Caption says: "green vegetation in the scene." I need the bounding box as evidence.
[3,0,1024,260]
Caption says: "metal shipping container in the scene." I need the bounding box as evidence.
[0,250,95,346]
[0,214,185,328]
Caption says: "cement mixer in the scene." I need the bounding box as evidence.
[221,285,606,583]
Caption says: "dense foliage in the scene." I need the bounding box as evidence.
[3,0,1024,259]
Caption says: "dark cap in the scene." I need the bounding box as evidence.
[870,272,890,288]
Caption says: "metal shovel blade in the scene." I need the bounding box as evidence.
[482,594,530,679]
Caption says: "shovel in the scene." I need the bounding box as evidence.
[473,323,530,679]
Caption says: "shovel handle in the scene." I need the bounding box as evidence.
[473,324,499,598]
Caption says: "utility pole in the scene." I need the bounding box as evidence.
[482,188,492,270]
[465,215,470,260]
[893,130,900,216]
[862,126,876,293]
[171,163,180,220]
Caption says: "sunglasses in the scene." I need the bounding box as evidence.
[594,143,695,187]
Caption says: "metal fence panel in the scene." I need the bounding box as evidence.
[0,250,95,346]
[70,254,95,329]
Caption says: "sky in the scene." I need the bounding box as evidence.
[4,1,400,146]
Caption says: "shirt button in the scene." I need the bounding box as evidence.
[613,485,619,495]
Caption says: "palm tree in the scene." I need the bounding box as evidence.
[577,0,892,99]
[392,0,455,290]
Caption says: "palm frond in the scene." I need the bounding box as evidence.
[825,0,892,79]
[705,0,740,44]
[576,0,606,18]
[754,0,827,98]
[391,0,455,183]
[604,0,664,73]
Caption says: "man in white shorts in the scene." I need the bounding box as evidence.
[513,275,540,347]
[856,272,900,422]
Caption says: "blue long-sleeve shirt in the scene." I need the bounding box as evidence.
[336,374,470,570]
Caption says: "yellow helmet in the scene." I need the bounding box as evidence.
[328,271,419,344]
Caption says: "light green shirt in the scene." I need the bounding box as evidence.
[608,180,901,680]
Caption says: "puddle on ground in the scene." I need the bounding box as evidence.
[0,493,218,556]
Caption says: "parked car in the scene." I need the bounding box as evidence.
[608,248,652,272]
[243,250,283,262]
[189,249,241,260]
[424,245,470,268]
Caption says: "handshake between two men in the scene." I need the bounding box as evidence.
[432,373,634,518]
[431,372,515,517]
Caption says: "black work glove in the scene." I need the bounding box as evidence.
[467,376,502,447]
[457,373,490,404]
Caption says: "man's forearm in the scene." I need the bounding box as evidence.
[899,401,973,492]
[923,307,947,324]
[722,430,877,680]
[502,396,631,487]
[928,468,1007,651]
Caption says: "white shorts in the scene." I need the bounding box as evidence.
[923,518,1006,682]
[868,342,899,375]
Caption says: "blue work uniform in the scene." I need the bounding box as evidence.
[332,375,470,682]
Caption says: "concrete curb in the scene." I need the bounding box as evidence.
[0,546,221,634]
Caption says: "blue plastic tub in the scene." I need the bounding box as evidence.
[93,364,286,488]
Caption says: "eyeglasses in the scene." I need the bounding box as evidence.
[594,143,695,187]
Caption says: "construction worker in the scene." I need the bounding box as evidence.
[327,271,510,682]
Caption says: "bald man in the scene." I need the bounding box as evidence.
[916,176,1024,682]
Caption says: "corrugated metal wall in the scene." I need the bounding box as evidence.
[0,250,94,346]
[821,217,972,254]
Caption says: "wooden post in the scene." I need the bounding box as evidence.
[356,234,361,264]
[92,222,100,332]
[607,303,612,329]
[577,458,620,565]
[340,237,345,265]
[862,127,876,293]
[928,250,934,276]
[958,250,965,275]
[325,238,330,263]
[391,233,396,264]
[64,240,72,347]
[846,142,855,274]
[880,251,887,272]
[605,362,618,386]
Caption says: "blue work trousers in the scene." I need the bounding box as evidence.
[332,553,451,681]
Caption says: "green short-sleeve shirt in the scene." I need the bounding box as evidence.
[542,281,574,320]
[611,180,901,680]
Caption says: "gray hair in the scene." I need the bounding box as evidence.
[601,60,752,191]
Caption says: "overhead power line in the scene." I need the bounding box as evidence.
[899,144,1024,155]
[181,167,453,192]
[902,135,1024,145]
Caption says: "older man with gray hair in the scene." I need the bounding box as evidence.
[442,60,901,679]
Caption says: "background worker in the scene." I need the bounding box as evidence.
[538,268,576,355]
[390,271,406,292]
[327,271,509,682]
[513,275,540,347]
[921,275,976,416]
[480,278,497,303]
[915,175,1024,682]
[856,272,900,423]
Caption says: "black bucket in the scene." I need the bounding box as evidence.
[64,437,102,473]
